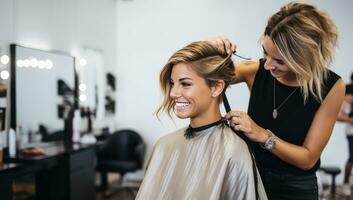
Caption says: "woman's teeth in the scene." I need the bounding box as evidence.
[175,102,190,110]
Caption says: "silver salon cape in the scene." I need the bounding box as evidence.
[136,124,268,200]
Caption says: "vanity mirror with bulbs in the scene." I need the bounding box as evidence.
[10,44,77,149]
[6,44,114,151]
[0,44,102,200]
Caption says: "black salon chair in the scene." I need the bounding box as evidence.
[96,129,146,197]
[320,166,341,195]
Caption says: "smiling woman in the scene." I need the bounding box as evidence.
[136,41,268,200]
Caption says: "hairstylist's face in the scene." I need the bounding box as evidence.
[262,36,295,81]
[169,63,215,121]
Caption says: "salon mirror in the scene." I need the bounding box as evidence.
[10,44,76,149]
[77,48,106,132]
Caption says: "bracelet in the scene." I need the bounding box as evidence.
[260,129,276,151]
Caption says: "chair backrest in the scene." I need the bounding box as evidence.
[99,129,145,167]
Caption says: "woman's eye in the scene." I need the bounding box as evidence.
[263,52,268,58]
[182,82,191,87]
[276,60,285,65]
[169,81,174,87]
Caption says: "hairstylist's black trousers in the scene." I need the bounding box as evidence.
[262,169,318,200]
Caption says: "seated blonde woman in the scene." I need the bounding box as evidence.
[136,41,267,200]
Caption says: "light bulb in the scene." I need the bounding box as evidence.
[0,70,10,80]
[79,83,87,91]
[23,59,30,68]
[79,94,87,102]
[29,58,38,68]
[45,59,53,69]
[0,55,10,65]
[38,60,45,69]
[79,58,87,66]
[17,59,24,68]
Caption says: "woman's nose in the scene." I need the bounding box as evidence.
[170,85,181,99]
[264,57,276,70]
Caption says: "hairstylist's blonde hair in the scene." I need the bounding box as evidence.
[264,2,338,103]
[156,41,235,118]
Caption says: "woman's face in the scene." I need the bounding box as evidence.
[169,63,215,121]
[262,36,296,81]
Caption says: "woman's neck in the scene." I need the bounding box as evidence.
[190,107,222,128]
[276,74,300,87]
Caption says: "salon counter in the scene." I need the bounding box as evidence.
[0,163,24,200]
[2,142,96,200]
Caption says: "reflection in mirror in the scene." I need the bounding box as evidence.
[78,48,105,133]
[105,72,116,115]
[10,44,76,149]
[0,79,7,131]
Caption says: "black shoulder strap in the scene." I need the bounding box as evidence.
[223,94,259,200]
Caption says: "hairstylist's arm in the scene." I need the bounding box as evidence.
[226,79,345,170]
[206,35,259,89]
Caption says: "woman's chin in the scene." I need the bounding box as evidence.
[270,71,284,79]
[270,70,279,77]
[175,111,190,119]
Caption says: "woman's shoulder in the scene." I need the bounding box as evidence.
[322,70,344,99]
[217,126,253,162]
[155,127,187,146]
[326,70,341,85]
[324,70,341,89]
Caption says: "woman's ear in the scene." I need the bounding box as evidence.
[211,80,225,98]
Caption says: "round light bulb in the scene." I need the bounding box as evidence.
[79,94,87,102]
[30,58,38,68]
[45,59,53,69]
[79,58,87,66]
[79,83,87,91]
[23,59,30,68]
[38,60,45,69]
[17,59,24,68]
[0,55,10,65]
[0,70,10,80]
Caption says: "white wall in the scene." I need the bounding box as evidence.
[115,0,353,182]
[0,0,117,133]
[0,0,117,70]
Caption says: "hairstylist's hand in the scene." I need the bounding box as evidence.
[225,111,268,143]
[206,35,237,54]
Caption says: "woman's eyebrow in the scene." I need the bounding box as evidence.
[179,77,192,81]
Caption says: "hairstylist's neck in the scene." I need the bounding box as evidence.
[276,73,300,87]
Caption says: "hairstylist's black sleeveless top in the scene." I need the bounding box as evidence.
[247,59,340,175]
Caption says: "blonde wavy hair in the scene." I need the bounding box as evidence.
[263,2,338,103]
[156,41,235,118]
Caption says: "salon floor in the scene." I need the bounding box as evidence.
[319,184,353,200]
[97,186,353,200]
[13,178,138,200]
[96,190,135,200]
[12,181,353,200]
